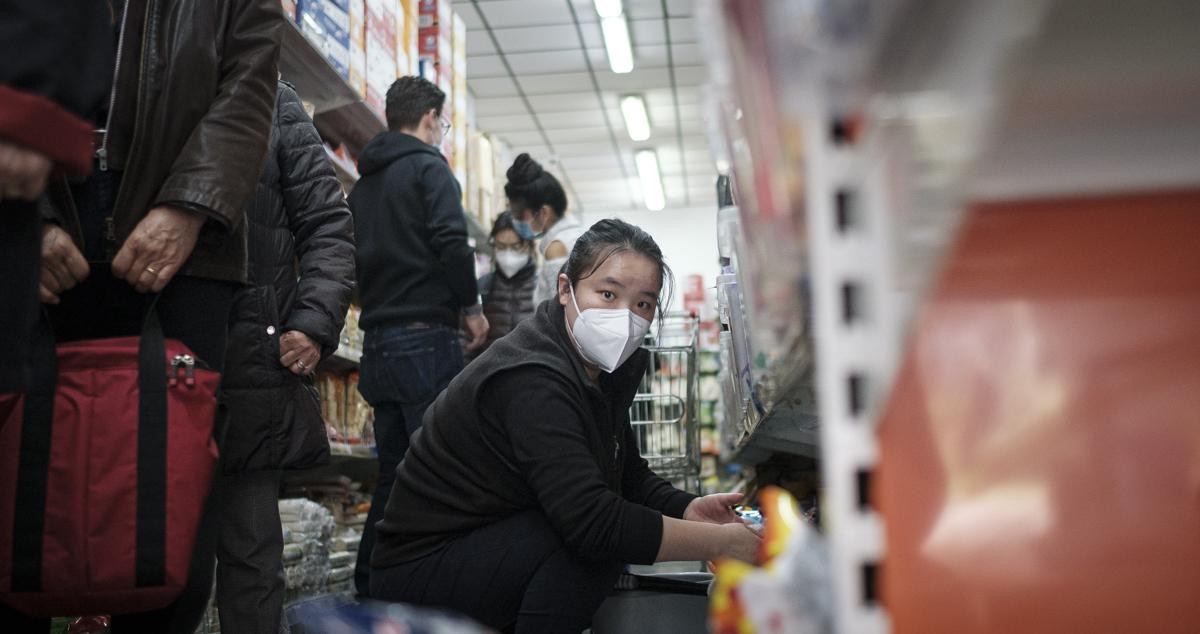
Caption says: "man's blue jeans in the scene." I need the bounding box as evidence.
[353,324,464,596]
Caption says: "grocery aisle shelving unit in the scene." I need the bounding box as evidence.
[701,0,1068,630]
[704,0,1200,631]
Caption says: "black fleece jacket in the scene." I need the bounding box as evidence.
[349,131,478,329]
[372,299,696,568]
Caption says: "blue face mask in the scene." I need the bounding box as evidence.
[513,218,543,241]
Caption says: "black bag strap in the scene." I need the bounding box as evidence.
[135,305,168,587]
[9,317,56,592]
[9,300,170,591]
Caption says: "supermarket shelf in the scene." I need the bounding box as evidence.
[727,399,820,465]
[328,442,376,460]
[279,18,384,155]
[285,445,378,484]
[318,344,361,374]
[313,103,385,159]
[325,146,359,188]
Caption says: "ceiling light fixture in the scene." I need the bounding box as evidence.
[596,0,633,74]
[593,0,623,18]
[635,149,665,211]
[620,95,651,141]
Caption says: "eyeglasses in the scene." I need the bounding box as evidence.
[439,116,452,136]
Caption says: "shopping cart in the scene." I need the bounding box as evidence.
[630,313,702,494]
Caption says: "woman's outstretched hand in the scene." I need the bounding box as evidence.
[683,492,744,525]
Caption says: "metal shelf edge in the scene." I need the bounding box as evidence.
[726,400,821,465]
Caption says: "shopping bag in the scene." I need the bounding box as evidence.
[0,308,220,617]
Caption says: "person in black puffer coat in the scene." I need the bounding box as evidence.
[472,211,537,359]
[216,81,355,634]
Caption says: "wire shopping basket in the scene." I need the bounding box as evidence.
[630,313,701,493]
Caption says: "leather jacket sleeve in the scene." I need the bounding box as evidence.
[275,85,356,356]
[152,0,281,231]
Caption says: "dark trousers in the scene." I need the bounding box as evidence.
[216,470,285,634]
[370,511,622,634]
[46,265,236,369]
[0,200,42,392]
[0,268,236,633]
[354,324,463,597]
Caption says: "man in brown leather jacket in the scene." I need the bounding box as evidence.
[8,1,282,632]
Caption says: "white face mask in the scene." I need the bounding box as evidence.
[566,285,652,373]
[495,249,530,278]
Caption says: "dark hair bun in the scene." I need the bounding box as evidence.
[506,153,544,186]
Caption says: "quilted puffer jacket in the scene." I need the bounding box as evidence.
[220,82,356,473]
[474,260,537,357]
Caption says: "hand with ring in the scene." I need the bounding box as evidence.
[279,330,320,376]
[111,205,206,293]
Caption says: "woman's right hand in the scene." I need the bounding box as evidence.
[719,521,763,564]
[40,224,89,304]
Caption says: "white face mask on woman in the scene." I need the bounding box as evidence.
[495,249,530,278]
[566,285,652,373]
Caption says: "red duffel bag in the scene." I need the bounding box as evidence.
[0,309,219,617]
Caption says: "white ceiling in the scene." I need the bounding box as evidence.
[453,0,715,213]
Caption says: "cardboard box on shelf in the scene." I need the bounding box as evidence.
[417,0,450,28]
[348,0,366,46]
[348,0,367,93]
[470,133,495,191]
[327,44,351,79]
[365,0,397,45]
[364,0,398,115]
[400,0,419,74]
[297,0,353,79]
[298,0,350,43]
[296,1,328,49]
[320,0,351,43]
[418,29,452,81]
[472,187,497,227]
[416,27,440,55]
[396,48,411,81]
[365,43,396,115]
[349,47,367,95]
[418,56,439,84]
[451,10,467,74]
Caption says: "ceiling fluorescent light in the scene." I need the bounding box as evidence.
[620,95,651,141]
[593,0,623,18]
[635,149,665,211]
[600,15,634,74]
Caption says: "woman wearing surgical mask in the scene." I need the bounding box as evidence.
[503,153,585,307]
[472,211,537,358]
[368,219,762,632]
